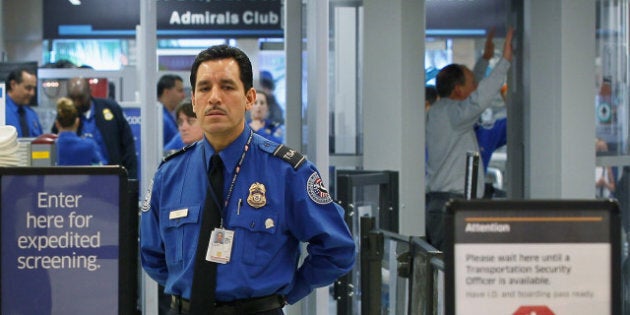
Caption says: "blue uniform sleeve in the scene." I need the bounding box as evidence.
[284,167,355,304]
[140,172,169,286]
[163,108,179,146]
[494,117,507,149]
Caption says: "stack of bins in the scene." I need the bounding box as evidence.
[0,126,20,166]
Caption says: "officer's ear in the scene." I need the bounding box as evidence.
[245,88,256,112]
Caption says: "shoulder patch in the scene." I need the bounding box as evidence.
[273,144,306,169]
[141,179,153,212]
[307,172,333,204]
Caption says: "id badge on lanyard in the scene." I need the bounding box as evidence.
[206,228,234,264]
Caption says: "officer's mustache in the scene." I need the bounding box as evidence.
[204,105,226,116]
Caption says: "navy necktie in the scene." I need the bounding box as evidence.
[18,106,30,137]
[190,154,223,314]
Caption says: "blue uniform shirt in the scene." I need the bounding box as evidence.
[5,95,43,137]
[140,126,355,304]
[80,101,109,163]
[56,131,106,165]
[248,119,284,143]
[163,106,178,146]
[475,117,507,173]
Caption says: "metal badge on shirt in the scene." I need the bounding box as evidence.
[206,228,234,264]
[103,108,114,121]
[247,182,267,208]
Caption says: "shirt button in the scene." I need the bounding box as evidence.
[250,221,255,229]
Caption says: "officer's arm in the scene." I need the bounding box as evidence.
[284,169,356,304]
[139,175,168,285]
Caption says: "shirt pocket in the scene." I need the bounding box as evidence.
[229,210,279,265]
[161,205,201,265]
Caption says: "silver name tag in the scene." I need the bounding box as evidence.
[169,208,189,220]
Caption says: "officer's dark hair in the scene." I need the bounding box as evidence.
[175,99,196,119]
[157,74,183,98]
[260,70,275,91]
[190,45,253,93]
[436,64,466,98]
[6,67,36,92]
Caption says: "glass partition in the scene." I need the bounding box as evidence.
[595,0,630,207]
[596,0,629,156]
[330,1,362,155]
[596,5,630,311]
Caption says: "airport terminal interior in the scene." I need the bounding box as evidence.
[0,0,629,314]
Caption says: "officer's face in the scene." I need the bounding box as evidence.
[9,71,36,105]
[251,92,269,120]
[192,58,255,148]
[166,80,186,109]
[177,111,203,145]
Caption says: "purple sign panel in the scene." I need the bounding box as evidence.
[1,171,122,314]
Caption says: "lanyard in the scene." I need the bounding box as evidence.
[209,130,253,226]
[223,130,253,209]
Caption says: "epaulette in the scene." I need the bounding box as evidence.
[271,144,307,170]
[160,142,197,166]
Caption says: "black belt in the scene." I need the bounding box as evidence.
[171,294,285,314]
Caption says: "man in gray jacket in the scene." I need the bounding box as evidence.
[425,28,513,251]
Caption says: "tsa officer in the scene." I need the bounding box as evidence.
[140,45,355,314]
[5,67,43,137]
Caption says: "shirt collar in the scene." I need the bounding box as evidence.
[82,100,95,119]
[163,106,176,123]
[203,125,251,173]
[6,95,19,113]
[57,131,76,138]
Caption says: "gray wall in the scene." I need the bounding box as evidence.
[363,0,425,235]
[524,0,596,198]
[2,0,43,63]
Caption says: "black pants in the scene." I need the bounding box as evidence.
[168,295,285,315]
[159,285,171,315]
[425,192,463,251]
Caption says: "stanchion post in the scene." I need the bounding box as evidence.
[464,151,480,200]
